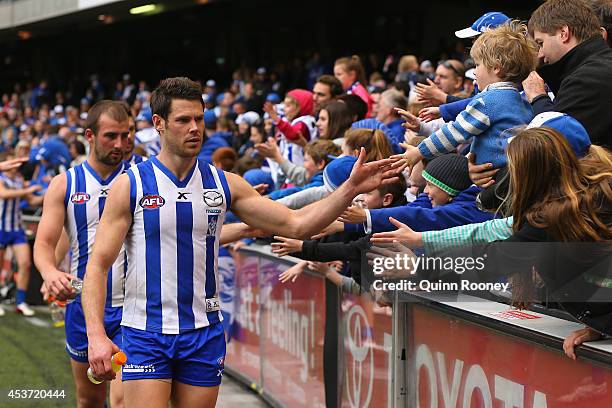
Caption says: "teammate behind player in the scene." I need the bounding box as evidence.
[33,100,129,408]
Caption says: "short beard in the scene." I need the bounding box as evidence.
[96,150,123,166]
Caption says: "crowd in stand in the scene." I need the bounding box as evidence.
[1,0,612,362]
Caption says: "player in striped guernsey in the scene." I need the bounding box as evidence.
[83,77,397,408]
[124,109,146,167]
[33,100,130,408]
[0,153,43,317]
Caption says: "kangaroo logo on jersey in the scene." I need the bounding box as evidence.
[139,195,165,209]
[71,193,90,204]
[203,190,223,207]
[207,215,219,236]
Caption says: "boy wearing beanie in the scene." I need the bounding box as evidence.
[397,22,537,169]
[422,154,473,206]
[344,154,492,234]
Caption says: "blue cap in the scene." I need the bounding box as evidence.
[323,156,357,191]
[266,93,281,103]
[455,12,510,38]
[526,112,591,158]
[204,109,217,128]
[243,169,274,194]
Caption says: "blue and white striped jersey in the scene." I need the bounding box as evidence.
[125,153,145,168]
[0,174,25,233]
[64,161,127,308]
[123,157,231,334]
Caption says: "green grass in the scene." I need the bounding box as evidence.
[0,307,76,407]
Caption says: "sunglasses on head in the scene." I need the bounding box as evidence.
[441,61,463,77]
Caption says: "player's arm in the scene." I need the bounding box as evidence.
[83,174,131,380]
[228,148,398,239]
[33,174,75,300]
[55,228,70,267]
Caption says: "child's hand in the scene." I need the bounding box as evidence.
[271,236,303,257]
[279,262,306,283]
[263,101,279,122]
[253,184,269,195]
[255,137,282,162]
[370,217,423,247]
[338,205,367,224]
[306,261,331,277]
[390,143,423,173]
[418,107,441,122]
[311,220,344,240]
[395,108,421,132]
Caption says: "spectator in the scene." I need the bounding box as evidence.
[395,55,420,86]
[256,138,339,188]
[212,147,237,172]
[337,94,368,122]
[334,56,374,117]
[316,101,354,145]
[585,0,612,47]
[375,89,408,152]
[415,60,466,107]
[69,140,87,167]
[134,107,159,156]
[342,128,393,162]
[399,22,537,169]
[268,140,338,200]
[342,154,493,235]
[523,0,612,147]
[313,75,343,114]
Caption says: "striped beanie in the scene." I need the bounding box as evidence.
[422,154,472,196]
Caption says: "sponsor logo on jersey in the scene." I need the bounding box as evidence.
[71,193,90,204]
[139,195,165,209]
[203,190,223,207]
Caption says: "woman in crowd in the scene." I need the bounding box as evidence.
[316,101,354,146]
[334,56,374,117]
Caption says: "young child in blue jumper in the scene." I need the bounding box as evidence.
[398,22,538,169]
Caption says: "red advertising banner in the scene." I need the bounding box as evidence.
[411,305,612,407]
[341,294,393,408]
[259,258,327,408]
[226,252,261,385]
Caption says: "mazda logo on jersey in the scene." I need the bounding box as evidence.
[139,195,165,209]
[203,190,223,207]
[71,193,90,204]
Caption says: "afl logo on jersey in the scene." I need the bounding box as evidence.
[71,193,90,204]
[203,190,223,207]
[139,195,165,209]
